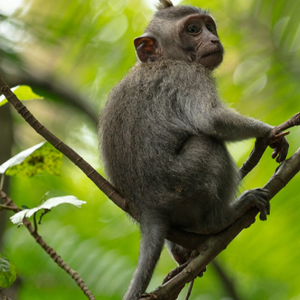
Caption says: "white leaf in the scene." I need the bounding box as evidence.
[0,141,46,174]
[10,209,30,226]
[10,196,86,225]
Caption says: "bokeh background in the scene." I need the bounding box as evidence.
[0,0,300,299]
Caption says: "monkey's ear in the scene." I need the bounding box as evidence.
[134,34,161,63]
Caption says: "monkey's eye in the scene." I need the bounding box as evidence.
[187,25,201,35]
[206,23,215,33]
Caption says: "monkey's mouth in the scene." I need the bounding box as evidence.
[199,50,223,70]
[202,50,223,58]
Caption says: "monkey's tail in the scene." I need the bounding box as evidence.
[122,217,167,300]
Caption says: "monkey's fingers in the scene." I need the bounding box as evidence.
[271,146,285,163]
[271,136,289,163]
[258,198,270,221]
[251,188,270,221]
[271,147,280,160]
[269,131,290,146]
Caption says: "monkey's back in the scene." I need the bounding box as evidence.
[99,60,238,221]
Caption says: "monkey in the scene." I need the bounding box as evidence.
[98,1,289,300]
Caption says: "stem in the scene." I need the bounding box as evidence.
[0,174,4,190]
[0,191,96,300]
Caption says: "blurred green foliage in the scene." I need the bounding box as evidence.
[0,254,17,289]
[0,0,300,299]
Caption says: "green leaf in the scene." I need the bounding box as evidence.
[0,142,63,177]
[0,85,43,107]
[0,255,17,288]
[0,142,46,174]
[10,196,87,225]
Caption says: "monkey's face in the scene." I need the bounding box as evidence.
[178,13,224,70]
[134,10,224,70]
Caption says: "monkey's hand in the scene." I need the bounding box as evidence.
[267,128,289,163]
[241,188,271,221]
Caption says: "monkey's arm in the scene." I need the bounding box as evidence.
[210,106,272,141]
[202,105,289,162]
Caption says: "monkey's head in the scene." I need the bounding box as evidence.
[134,0,224,70]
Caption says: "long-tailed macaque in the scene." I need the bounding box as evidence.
[99,1,289,299]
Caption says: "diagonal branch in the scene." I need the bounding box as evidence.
[142,147,300,299]
[0,78,128,215]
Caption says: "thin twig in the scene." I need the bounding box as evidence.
[33,213,38,233]
[185,280,194,300]
[0,175,4,190]
[0,190,96,300]
[0,204,18,211]
[273,112,300,132]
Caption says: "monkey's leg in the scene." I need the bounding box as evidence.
[172,188,270,235]
[166,241,193,264]
[202,188,270,234]
[165,241,205,282]
[122,219,167,300]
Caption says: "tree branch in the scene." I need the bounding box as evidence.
[0,288,13,300]
[142,147,300,299]
[0,78,128,216]
[240,112,300,179]
[0,191,96,300]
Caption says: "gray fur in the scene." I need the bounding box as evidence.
[99,60,271,300]
[99,3,276,300]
